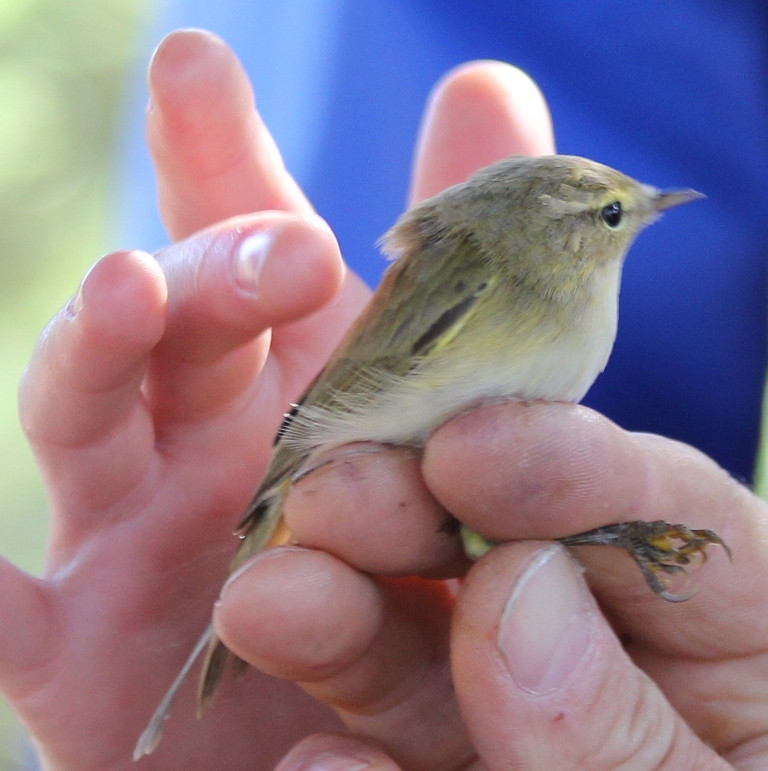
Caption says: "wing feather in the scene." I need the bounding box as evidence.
[238,227,496,533]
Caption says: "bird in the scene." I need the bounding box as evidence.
[134,154,726,758]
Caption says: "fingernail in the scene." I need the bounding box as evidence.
[287,754,370,771]
[219,546,300,596]
[235,228,278,294]
[67,283,84,318]
[67,259,99,319]
[498,545,592,694]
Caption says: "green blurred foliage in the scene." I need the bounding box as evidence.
[0,0,153,766]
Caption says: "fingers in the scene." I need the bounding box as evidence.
[149,212,343,425]
[283,400,767,760]
[147,29,312,240]
[147,27,371,415]
[19,215,343,544]
[410,60,555,204]
[284,444,468,577]
[423,400,756,650]
[19,249,166,525]
[451,542,727,769]
[21,250,166,450]
[275,734,402,771]
[214,547,475,770]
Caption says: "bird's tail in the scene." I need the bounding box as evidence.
[197,491,292,708]
[133,487,291,759]
[133,623,215,759]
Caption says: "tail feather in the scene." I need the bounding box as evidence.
[196,488,293,711]
[197,638,247,714]
[133,624,215,760]
[134,484,293,757]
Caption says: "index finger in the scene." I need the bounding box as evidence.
[147,29,312,240]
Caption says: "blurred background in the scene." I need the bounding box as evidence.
[0,1,151,765]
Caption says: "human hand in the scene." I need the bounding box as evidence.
[0,29,554,769]
[252,402,764,769]
[1,29,363,769]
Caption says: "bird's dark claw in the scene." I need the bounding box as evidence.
[558,519,731,602]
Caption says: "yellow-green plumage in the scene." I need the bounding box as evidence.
[135,154,707,758]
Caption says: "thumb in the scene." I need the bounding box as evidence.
[451,543,728,769]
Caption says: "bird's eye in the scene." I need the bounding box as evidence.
[600,201,623,228]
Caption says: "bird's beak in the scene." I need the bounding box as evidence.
[652,188,706,212]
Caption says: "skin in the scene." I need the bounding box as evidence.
[1,27,767,770]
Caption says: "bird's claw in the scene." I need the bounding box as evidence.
[558,519,731,602]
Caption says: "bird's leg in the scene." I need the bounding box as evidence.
[558,520,731,601]
[460,520,730,602]
[460,526,495,559]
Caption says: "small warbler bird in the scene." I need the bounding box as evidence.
[135,154,726,758]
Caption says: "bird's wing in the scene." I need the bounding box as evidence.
[236,228,498,532]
